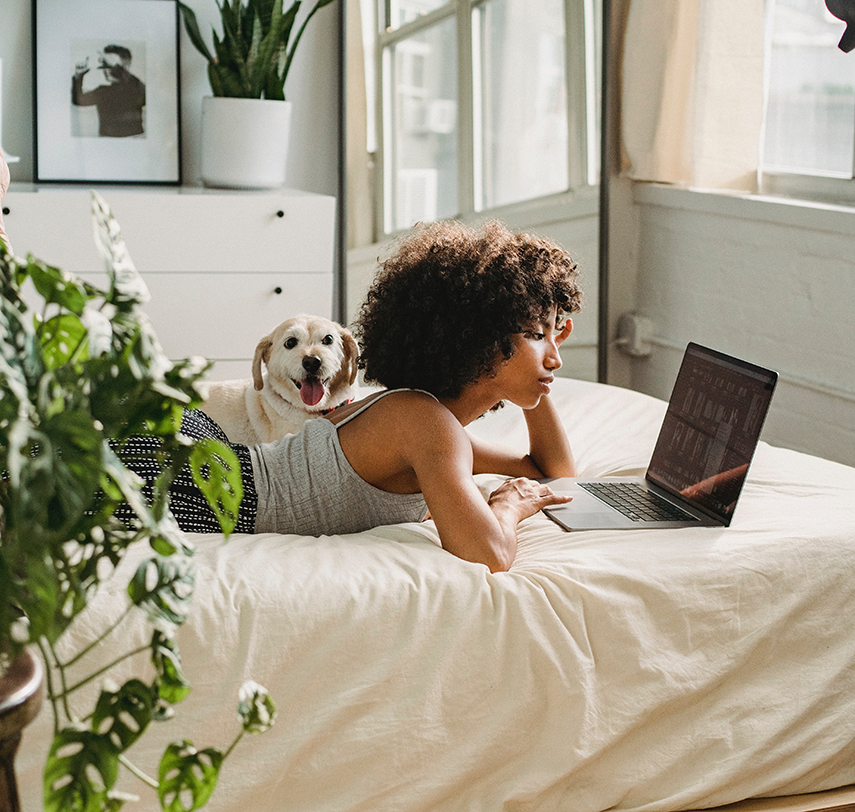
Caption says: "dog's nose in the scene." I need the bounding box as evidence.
[302,355,322,374]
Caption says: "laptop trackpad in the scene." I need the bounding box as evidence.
[545,506,635,531]
[541,479,637,530]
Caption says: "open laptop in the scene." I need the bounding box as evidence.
[543,343,778,531]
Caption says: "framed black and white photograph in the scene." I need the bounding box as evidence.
[33,0,181,184]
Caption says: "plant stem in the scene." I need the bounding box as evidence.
[59,643,150,698]
[48,638,74,723]
[36,638,62,736]
[62,602,134,668]
[222,730,244,761]
[119,754,159,789]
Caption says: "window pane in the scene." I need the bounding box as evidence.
[385,17,458,232]
[384,0,449,31]
[763,0,855,176]
[475,0,568,210]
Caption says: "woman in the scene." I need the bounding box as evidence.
[120,220,583,572]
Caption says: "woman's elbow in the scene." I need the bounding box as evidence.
[445,540,515,573]
[481,540,516,573]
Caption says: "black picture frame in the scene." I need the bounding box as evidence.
[32,0,182,185]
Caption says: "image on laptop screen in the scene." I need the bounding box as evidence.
[646,343,778,523]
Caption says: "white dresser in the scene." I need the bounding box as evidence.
[4,185,336,380]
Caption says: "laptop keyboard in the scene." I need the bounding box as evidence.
[579,482,700,523]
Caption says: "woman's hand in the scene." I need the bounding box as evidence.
[487,477,572,527]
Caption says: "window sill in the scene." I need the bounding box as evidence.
[632,181,855,237]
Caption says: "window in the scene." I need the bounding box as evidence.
[761,0,855,201]
[370,0,601,235]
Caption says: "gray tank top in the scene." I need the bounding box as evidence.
[249,389,433,536]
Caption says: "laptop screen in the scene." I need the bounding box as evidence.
[646,343,778,524]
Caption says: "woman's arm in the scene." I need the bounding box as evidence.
[469,395,577,479]
[406,404,571,572]
[522,394,577,477]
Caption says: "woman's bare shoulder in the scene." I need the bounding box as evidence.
[333,388,468,483]
[380,392,468,459]
[368,389,456,429]
[326,388,445,424]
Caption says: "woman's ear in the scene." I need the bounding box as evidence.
[557,318,573,344]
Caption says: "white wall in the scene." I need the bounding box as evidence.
[0,0,339,195]
[622,183,855,468]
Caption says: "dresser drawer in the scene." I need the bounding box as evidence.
[3,187,336,275]
[80,271,333,364]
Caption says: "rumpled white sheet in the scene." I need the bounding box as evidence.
[17,379,855,812]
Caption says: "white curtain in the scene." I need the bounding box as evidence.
[621,0,765,192]
[346,0,374,249]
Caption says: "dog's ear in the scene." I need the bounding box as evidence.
[341,329,359,386]
[252,335,274,391]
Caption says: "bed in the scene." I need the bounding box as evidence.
[15,376,855,812]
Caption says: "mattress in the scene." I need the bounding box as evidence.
[16,378,855,812]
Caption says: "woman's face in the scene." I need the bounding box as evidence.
[490,305,571,409]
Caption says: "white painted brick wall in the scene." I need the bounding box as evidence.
[628,184,855,467]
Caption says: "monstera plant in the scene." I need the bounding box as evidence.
[0,192,275,811]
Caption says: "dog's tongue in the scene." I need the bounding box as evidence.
[300,378,325,406]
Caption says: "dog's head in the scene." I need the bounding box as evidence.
[252,315,359,412]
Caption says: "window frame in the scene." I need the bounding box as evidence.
[759,170,855,207]
[758,0,855,207]
[372,0,599,237]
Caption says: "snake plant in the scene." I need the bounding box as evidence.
[179,0,337,100]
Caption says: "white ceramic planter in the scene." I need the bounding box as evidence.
[200,96,292,189]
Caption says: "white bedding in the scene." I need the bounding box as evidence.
[17,378,855,812]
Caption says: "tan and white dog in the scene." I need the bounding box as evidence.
[200,315,359,445]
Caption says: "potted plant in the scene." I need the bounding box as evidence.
[0,192,275,812]
[179,0,337,189]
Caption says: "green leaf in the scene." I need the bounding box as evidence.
[158,741,224,812]
[44,726,120,812]
[178,2,217,63]
[237,680,277,734]
[148,517,196,558]
[90,192,150,306]
[151,631,192,705]
[40,313,88,369]
[249,0,284,97]
[280,0,336,93]
[91,679,155,752]
[127,555,196,633]
[176,0,333,99]
[188,437,243,537]
[1,293,43,389]
[27,258,89,314]
[99,443,157,532]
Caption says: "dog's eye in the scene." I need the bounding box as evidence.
[284,337,298,349]
[321,335,334,346]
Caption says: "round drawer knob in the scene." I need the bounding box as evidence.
[2,207,9,216]
[273,286,283,295]
[276,210,284,218]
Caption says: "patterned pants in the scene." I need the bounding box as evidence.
[112,409,258,534]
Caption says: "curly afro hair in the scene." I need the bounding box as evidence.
[354,219,583,399]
